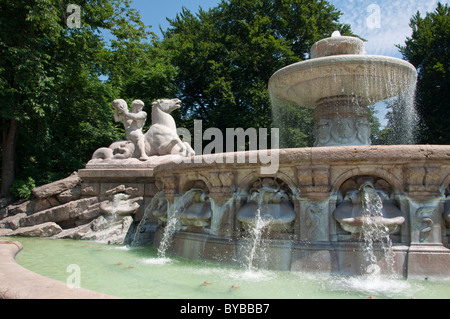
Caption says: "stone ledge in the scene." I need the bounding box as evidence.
[0,240,118,299]
[78,168,156,182]
[152,145,450,174]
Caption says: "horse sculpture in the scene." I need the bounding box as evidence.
[91,98,194,161]
[145,98,195,157]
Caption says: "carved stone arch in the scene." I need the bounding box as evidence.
[331,167,404,196]
[237,170,298,196]
[179,173,211,193]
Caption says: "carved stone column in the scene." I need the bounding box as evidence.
[296,166,331,241]
[201,171,235,236]
[160,175,178,203]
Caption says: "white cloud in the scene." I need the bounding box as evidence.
[329,0,448,57]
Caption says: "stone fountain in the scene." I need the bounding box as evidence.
[269,32,418,147]
[2,34,449,278]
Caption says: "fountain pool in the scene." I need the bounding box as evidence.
[4,236,450,299]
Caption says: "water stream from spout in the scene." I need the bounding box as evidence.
[156,209,178,259]
[360,185,395,276]
[156,189,200,259]
[245,189,273,271]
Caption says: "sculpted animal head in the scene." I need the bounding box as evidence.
[112,99,128,112]
[152,98,181,113]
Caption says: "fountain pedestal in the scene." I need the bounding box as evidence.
[313,96,371,146]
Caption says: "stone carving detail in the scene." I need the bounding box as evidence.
[334,176,405,235]
[115,99,149,160]
[416,207,436,243]
[201,171,235,205]
[311,97,372,147]
[144,99,195,157]
[313,116,371,147]
[412,206,446,244]
[238,178,296,233]
[92,141,135,160]
[91,98,194,161]
[100,185,142,218]
[405,165,441,196]
[305,203,322,240]
[297,166,330,196]
[149,192,169,223]
[178,189,212,228]
[159,175,178,202]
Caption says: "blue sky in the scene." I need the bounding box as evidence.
[129,0,448,58]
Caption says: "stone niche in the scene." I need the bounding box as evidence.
[333,175,405,242]
[237,177,296,239]
[177,181,212,233]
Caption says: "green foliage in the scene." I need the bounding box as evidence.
[10,177,35,200]
[160,0,353,148]
[398,2,450,144]
[0,0,151,190]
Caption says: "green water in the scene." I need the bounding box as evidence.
[3,237,450,299]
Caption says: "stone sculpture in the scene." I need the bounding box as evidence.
[113,99,149,161]
[333,177,405,235]
[91,98,194,161]
[144,98,195,157]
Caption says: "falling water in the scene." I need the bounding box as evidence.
[360,185,395,276]
[380,89,419,145]
[131,191,168,246]
[155,189,201,259]
[156,211,178,259]
[245,190,273,271]
[209,194,238,236]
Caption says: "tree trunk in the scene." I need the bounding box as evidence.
[1,119,18,199]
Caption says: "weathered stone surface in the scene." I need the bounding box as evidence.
[29,196,61,213]
[80,216,133,244]
[75,202,102,221]
[32,172,81,199]
[53,215,133,244]
[0,228,12,236]
[20,197,98,227]
[57,186,81,204]
[0,213,27,230]
[9,222,62,237]
[4,200,30,216]
[53,223,93,240]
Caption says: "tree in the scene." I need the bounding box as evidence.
[160,0,353,149]
[0,0,150,198]
[398,2,450,144]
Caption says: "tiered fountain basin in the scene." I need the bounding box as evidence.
[269,35,418,147]
[79,144,450,277]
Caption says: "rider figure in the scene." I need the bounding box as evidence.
[113,99,150,161]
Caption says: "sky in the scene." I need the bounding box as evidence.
[129,0,448,58]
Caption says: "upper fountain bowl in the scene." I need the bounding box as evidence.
[268,34,418,109]
[310,34,365,58]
